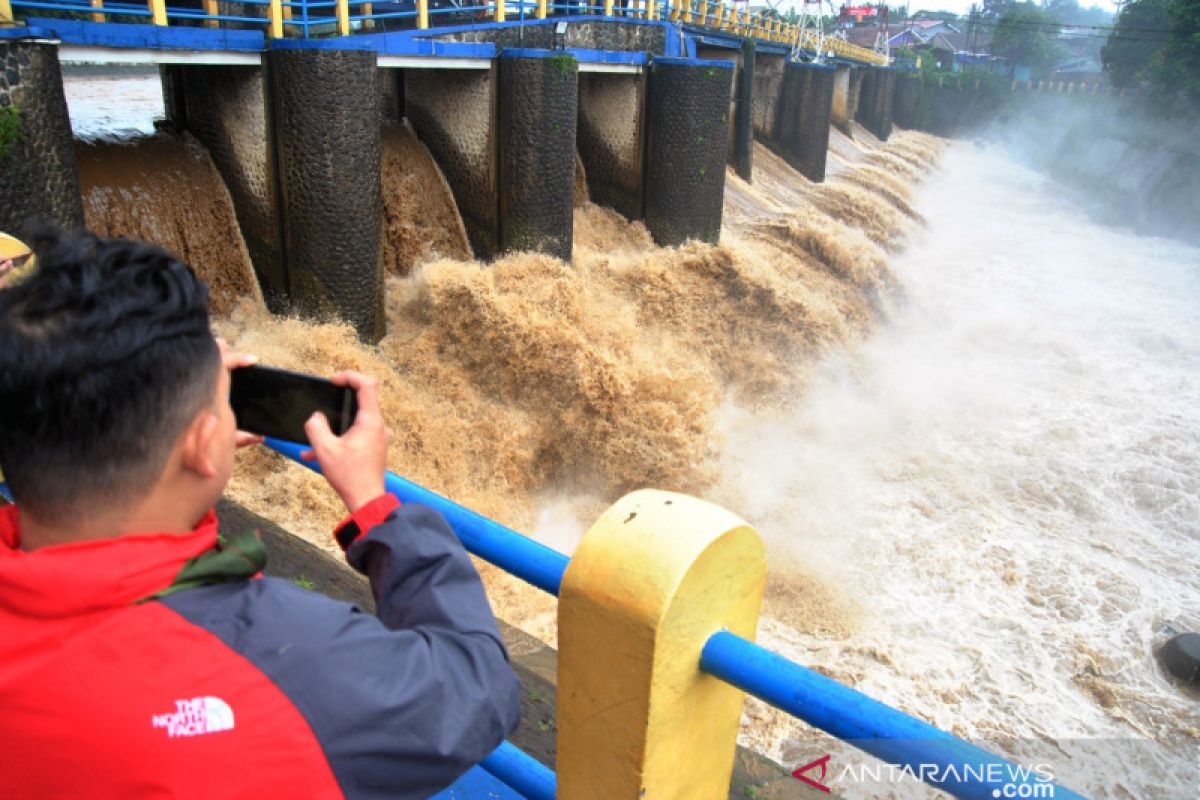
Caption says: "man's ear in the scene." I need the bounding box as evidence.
[179,409,221,479]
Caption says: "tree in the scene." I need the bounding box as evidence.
[991,2,1064,71]
[1101,0,1172,87]
[1158,0,1200,99]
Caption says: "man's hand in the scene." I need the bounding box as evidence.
[217,338,264,449]
[303,370,391,514]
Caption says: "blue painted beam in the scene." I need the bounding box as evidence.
[26,17,265,51]
[264,438,570,596]
[479,740,557,800]
[700,631,1086,800]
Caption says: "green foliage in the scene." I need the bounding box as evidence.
[547,53,577,80]
[1102,0,1172,87]
[0,106,21,159]
[1103,0,1200,103]
[991,2,1064,72]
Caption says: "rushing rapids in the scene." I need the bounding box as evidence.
[70,68,1200,798]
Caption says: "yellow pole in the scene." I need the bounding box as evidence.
[536,0,546,18]
[646,0,656,20]
[282,0,292,22]
[90,0,104,23]
[0,0,11,25]
[148,0,167,26]
[493,0,504,22]
[202,0,218,28]
[697,0,708,26]
[417,0,428,27]
[558,490,767,800]
[604,0,612,15]
[362,1,373,29]
[268,0,283,36]
[682,0,692,23]
[336,0,349,35]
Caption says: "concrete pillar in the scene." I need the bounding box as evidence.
[268,48,384,343]
[497,50,577,262]
[731,40,754,182]
[644,57,733,247]
[750,52,784,141]
[406,67,499,259]
[577,71,646,221]
[0,37,83,235]
[892,72,923,130]
[855,65,893,141]
[846,66,864,137]
[558,490,767,799]
[830,63,853,136]
[167,63,287,312]
[773,62,835,183]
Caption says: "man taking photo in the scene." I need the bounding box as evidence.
[0,228,521,798]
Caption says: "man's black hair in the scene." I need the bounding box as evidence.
[0,228,220,520]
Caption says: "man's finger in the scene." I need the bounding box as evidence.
[304,411,336,452]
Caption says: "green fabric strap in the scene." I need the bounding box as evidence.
[146,531,267,602]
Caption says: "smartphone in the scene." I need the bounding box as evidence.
[229,365,357,445]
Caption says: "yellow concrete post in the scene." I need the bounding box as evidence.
[696,0,708,26]
[362,2,374,28]
[558,490,768,800]
[646,0,656,21]
[417,0,428,27]
[282,0,292,21]
[148,0,167,26]
[335,0,349,34]
[683,0,693,23]
[604,0,613,14]
[536,0,547,17]
[90,0,105,23]
[494,0,504,22]
[201,0,218,28]
[0,0,11,25]
[267,0,283,37]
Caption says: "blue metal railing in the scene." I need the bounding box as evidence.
[261,438,1084,799]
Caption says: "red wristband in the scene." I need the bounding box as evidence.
[333,493,400,551]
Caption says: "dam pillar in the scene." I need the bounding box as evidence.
[558,490,767,799]
[406,67,499,259]
[164,63,288,312]
[730,40,754,181]
[577,70,646,221]
[0,35,84,235]
[644,57,733,247]
[830,63,853,136]
[497,50,576,262]
[893,72,923,130]
[856,66,894,141]
[268,48,384,342]
[750,52,785,141]
[775,62,835,183]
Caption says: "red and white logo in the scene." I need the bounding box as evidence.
[151,696,235,738]
[792,754,833,793]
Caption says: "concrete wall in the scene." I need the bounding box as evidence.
[830,64,853,136]
[731,40,754,181]
[779,63,834,182]
[268,49,384,342]
[855,66,893,141]
[435,20,667,55]
[497,52,577,261]
[751,52,785,140]
[167,64,287,311]
[406,67,499,259]
[644,58,732,246]
[577,71,645,220]
[0,40,83,235]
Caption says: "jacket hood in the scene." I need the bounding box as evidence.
[0,505,219,618]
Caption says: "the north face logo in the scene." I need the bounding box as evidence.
[151,696,235,738]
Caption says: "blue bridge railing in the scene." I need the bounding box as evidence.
[262,438,1084,800]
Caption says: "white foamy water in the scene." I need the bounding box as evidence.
[719,142,1200,798]
[62,69,163,138]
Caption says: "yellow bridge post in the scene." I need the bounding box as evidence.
[536,0,546,18]
[148,0,167,26]
[697,0,708,26]
[417,0,428,28]
[604,0,613,16]
[335,0,349,34]
[494,0,505,22]
[90,0,104,23]
[362,2,374,29]
[557,490,768,799]
[268,0,283,37]
[202,0,218,28]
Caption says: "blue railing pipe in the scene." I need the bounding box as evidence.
[480,740,557,800]
[700,631,1086,800]
[264,438,570,595]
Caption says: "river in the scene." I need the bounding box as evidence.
[59,70,1200,798]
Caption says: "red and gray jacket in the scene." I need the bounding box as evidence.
[0,495,522,798]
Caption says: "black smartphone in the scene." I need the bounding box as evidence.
[229,365,357,445]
